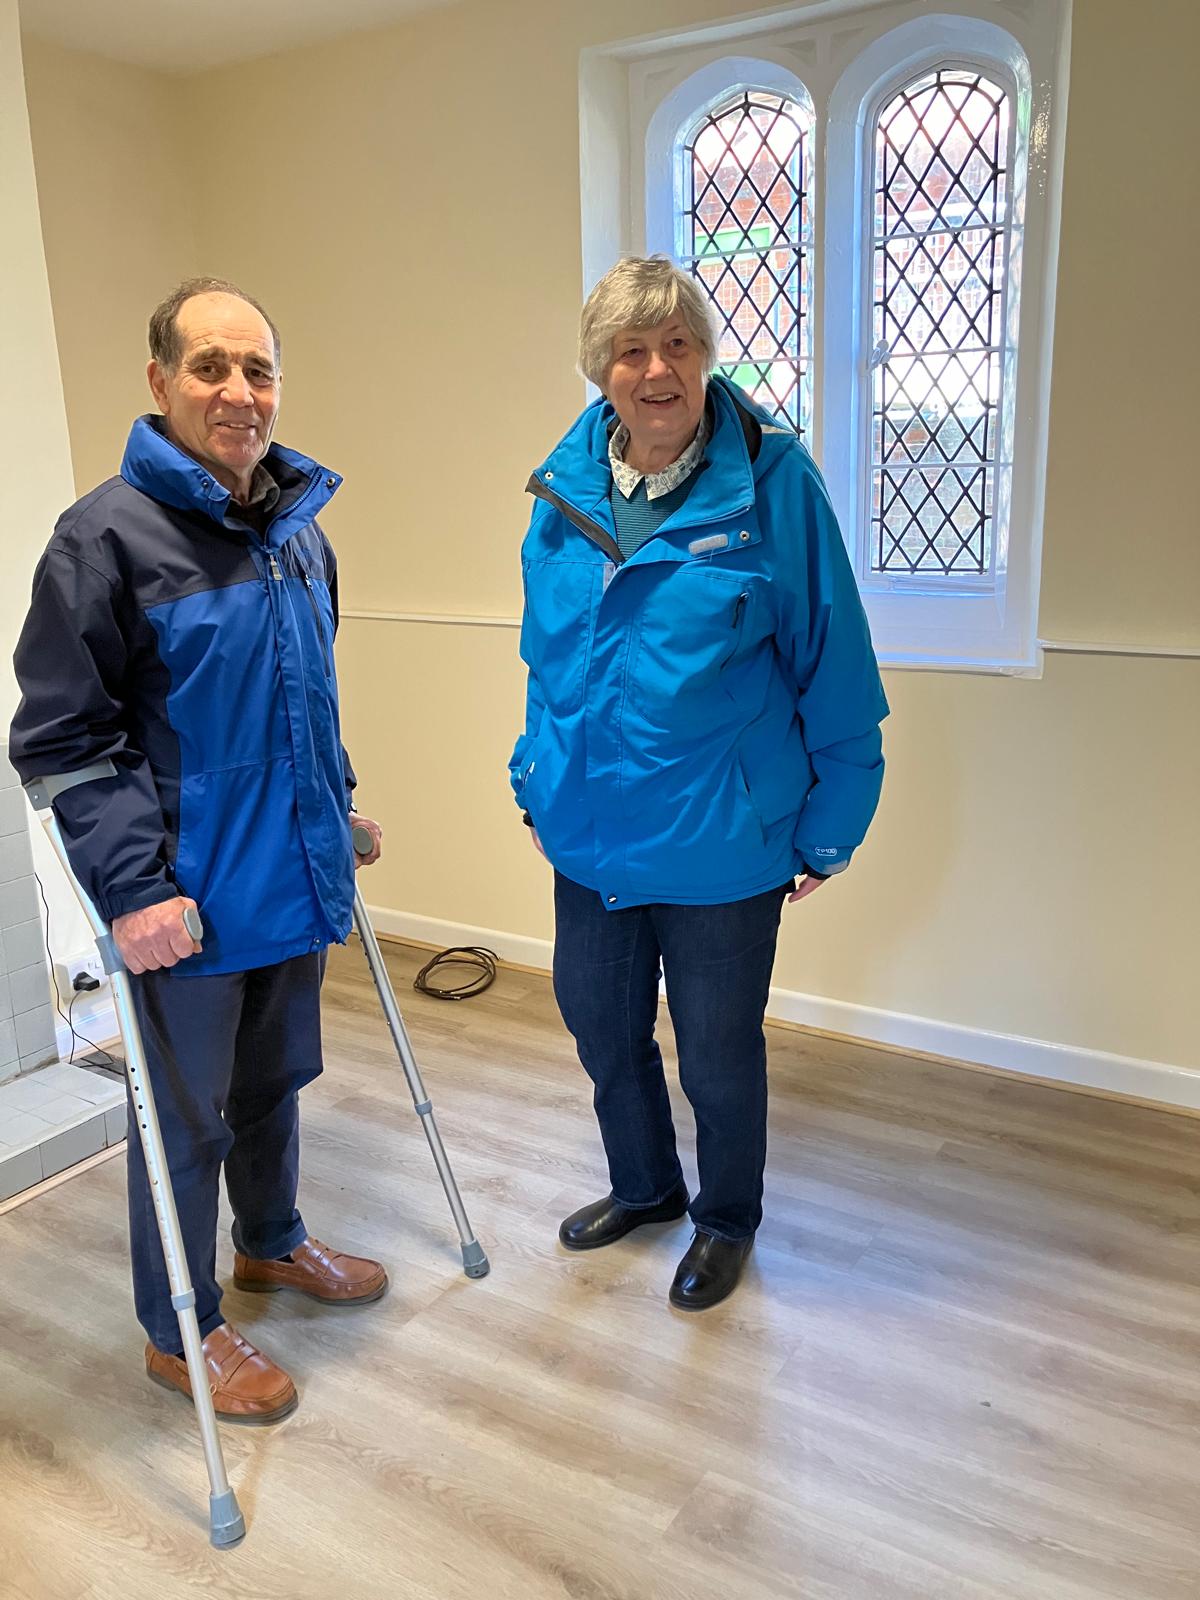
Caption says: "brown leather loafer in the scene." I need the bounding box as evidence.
[232,1236,388,1305]
[145,1322,297,1423]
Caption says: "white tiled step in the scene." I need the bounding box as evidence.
[0,1061,125,1201]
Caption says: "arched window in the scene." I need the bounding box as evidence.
[679,89,814,436]
[608,6,1064,667]
[868,68,1012,578]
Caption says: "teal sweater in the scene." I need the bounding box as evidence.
[610,469,700,560]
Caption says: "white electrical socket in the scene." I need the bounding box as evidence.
[57,950,107,1000]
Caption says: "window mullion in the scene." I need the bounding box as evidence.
[679,88,814,439]
[866,66,1011,581]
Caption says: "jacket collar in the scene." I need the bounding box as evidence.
[530,375,784,533]
[120,415,341,549]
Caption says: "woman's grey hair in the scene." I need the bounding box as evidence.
[148,277,281,370]
[579,256,719,391]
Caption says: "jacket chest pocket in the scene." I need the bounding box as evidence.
[628,569,756,732]
[299,572,334,680]
[521,559,599,717]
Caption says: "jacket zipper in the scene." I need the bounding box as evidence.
[526,474,624,565]
[302,571,332,676]
[720,591,750,671]
[262,466,335,542]
[526,473,755,565]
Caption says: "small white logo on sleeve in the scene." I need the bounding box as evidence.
[813,847,837,857]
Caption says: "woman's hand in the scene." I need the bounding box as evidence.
[787,872,829,904]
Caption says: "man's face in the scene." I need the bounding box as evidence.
[147,292,280,498]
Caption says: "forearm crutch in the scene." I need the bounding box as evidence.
[24,763,245,1550]
[350,825,489,1279]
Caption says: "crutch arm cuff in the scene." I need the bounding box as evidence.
[23,758,119,811]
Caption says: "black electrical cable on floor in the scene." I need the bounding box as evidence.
[35,871,120,1068]
[412,946,499,1002]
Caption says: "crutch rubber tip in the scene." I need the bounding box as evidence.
[462,1241,490,1278]
[209,1488,246,1547]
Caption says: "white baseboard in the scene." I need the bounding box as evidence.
[365,902,1200,1112]
[761,989,1200,1111]
[366,904,558,974]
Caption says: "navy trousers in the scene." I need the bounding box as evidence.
[126,953,324,1353]
[552,872,788,1242]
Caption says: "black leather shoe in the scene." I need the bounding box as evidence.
[558,1185,689,1251]
[668,1230,753,1311]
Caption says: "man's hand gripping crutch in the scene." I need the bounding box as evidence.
[111,895,203,974]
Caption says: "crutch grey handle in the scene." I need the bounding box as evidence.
[183,904,204,943]
[352,822,374,856]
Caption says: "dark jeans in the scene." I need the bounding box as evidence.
[552,872,788,1242]
[127,953,324,1353]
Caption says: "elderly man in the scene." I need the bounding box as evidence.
[10,277,386,1421]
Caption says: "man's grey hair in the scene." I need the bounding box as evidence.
[148,277,281,371]
[579,255,719,391]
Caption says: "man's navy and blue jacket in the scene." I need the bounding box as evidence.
[9,415,356,976]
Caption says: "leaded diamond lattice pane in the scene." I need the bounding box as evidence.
[681,90,813,436]
[870,69,1010,575]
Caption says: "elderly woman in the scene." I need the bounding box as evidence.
[510,255,888,1311]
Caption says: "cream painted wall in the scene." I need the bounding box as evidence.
[0,3,93,960]
[0,12,75,719]
[334,624,1197,1066]
[21,37,198,497]
[1039,0,1200,649]
[21,0,1200,1071]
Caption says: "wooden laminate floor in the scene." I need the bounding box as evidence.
[1,939,1197,1600]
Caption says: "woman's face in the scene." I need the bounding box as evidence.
[606,317,707,463]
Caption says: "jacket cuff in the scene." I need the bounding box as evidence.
[799,850,851,879]
[101,883,180,922]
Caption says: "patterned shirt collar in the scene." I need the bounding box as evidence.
[609,408,711,501]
